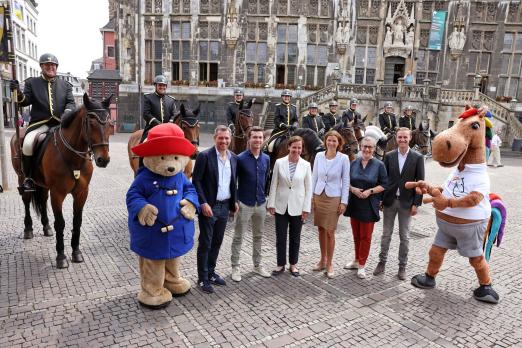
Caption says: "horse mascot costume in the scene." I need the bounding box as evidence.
[407,106,502,304]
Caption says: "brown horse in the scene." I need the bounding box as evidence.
[332,124,359,162]
[263,128,324,171]
[231,107,254,154]
[382,120,433,155]
[10,94,112,268]
[127,104,200,177]
[410,120,433,155]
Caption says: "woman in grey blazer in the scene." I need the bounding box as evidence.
[311,130,350,278]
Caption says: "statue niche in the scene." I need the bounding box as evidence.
[383,0,415,59]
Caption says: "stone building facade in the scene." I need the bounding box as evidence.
[112,0,522,135]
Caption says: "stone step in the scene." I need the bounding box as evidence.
[500,148,522,158]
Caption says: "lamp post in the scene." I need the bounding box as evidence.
[296,81,302,124]
[333,65,341,100]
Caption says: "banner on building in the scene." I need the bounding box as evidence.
[13,1,23,20]
[428,11,447,50]
[0,6,9,63]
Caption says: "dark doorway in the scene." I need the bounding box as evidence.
[276,65,285,85]
[384,56,405,84]
[480,75,488,94]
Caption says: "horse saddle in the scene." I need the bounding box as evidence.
[20,128,55,168]
[265,130,288,153]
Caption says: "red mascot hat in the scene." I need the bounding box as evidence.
[132,123,196,157]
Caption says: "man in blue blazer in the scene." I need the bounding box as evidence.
[192,125,239,294]
[373,127,425,280]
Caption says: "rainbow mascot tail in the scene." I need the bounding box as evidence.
[484,110,493,160]
[483,193,507,262]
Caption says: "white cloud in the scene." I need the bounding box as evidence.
[37,0,108,78]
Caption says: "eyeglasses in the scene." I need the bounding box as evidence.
[362,145,375,149]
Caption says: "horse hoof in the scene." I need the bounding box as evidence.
[71,251,84,263]
[56,256,69,269]
[23,229,34,239]
[43,226,53,237]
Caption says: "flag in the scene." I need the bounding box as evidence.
[0,6,9,63]
[14,1,23,20]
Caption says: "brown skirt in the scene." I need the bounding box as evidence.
[313,191,341,230]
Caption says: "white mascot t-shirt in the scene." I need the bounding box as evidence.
[440,163,491,220]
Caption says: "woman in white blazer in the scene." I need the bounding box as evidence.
[267,136,312,277]
[311,130,350,278]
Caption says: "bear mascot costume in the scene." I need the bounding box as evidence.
[126,123,200,309]
[407,106,499,304]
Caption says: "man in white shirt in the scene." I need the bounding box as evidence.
[487,129,503,168]
[374,128,425,280]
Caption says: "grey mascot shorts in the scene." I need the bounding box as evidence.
[433,217,489,257]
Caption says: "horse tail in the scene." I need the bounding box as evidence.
[31,187,47,218]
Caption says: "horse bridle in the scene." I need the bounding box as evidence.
[57,108,110,159]
[339,127,359,156]
[178,118,200,146]
[233,111,252,140]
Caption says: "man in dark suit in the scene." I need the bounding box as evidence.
[373,127,425,280]
[192,125,239,294]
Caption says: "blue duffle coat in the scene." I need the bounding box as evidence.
[126,167,200,260]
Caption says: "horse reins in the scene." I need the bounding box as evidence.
[233,111,252,140]
[55,108,110,160]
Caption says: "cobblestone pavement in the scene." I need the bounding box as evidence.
[1,130,522,348]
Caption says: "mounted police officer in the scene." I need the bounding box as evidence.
[226,88,254,134]
[264,89,299,153]
[273,89,299,133]
[378,101,398,135]
[341,98,362,127]
[10,53,75,192]
[399,105,416,130]
[140,74,177,142]
[302,102,325,138]
[323,100,339,132]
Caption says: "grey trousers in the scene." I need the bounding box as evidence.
[231,201,266,268]
[379,199,412,266]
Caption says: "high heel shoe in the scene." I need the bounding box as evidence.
[271,266,285,276]
[324,266,335,279]
[312,262,326,272]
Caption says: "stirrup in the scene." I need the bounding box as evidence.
[22,178,36,192]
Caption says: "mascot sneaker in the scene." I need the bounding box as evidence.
[411,273,436,289]
[473,285,499,304]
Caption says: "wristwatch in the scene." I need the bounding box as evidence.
[370,189,374,194]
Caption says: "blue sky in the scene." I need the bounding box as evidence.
[38,0,109,78]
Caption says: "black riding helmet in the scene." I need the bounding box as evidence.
[39,53,59,66]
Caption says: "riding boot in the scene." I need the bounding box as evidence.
[21,155,36,192]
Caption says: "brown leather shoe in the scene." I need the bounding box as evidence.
[398,266,406,280]
[373,261,386,276]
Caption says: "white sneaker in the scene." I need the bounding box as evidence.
[231,266,242,282]
[253,265,271,278]
[344,260,359,270]
[357,267,366,279]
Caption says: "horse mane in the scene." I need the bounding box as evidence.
[60,106,83,129]
[294,128,323,150]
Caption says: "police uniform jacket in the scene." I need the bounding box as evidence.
[302,114,325,134]
[17,75,75,132]
[341,109,362,127]
[399,115,417,130]
[378,112,398,134]
[226,99,253,126]
[322,112,339,132]
[143,92,177,127]
[126,167,200,260]
[273,102,299,133]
